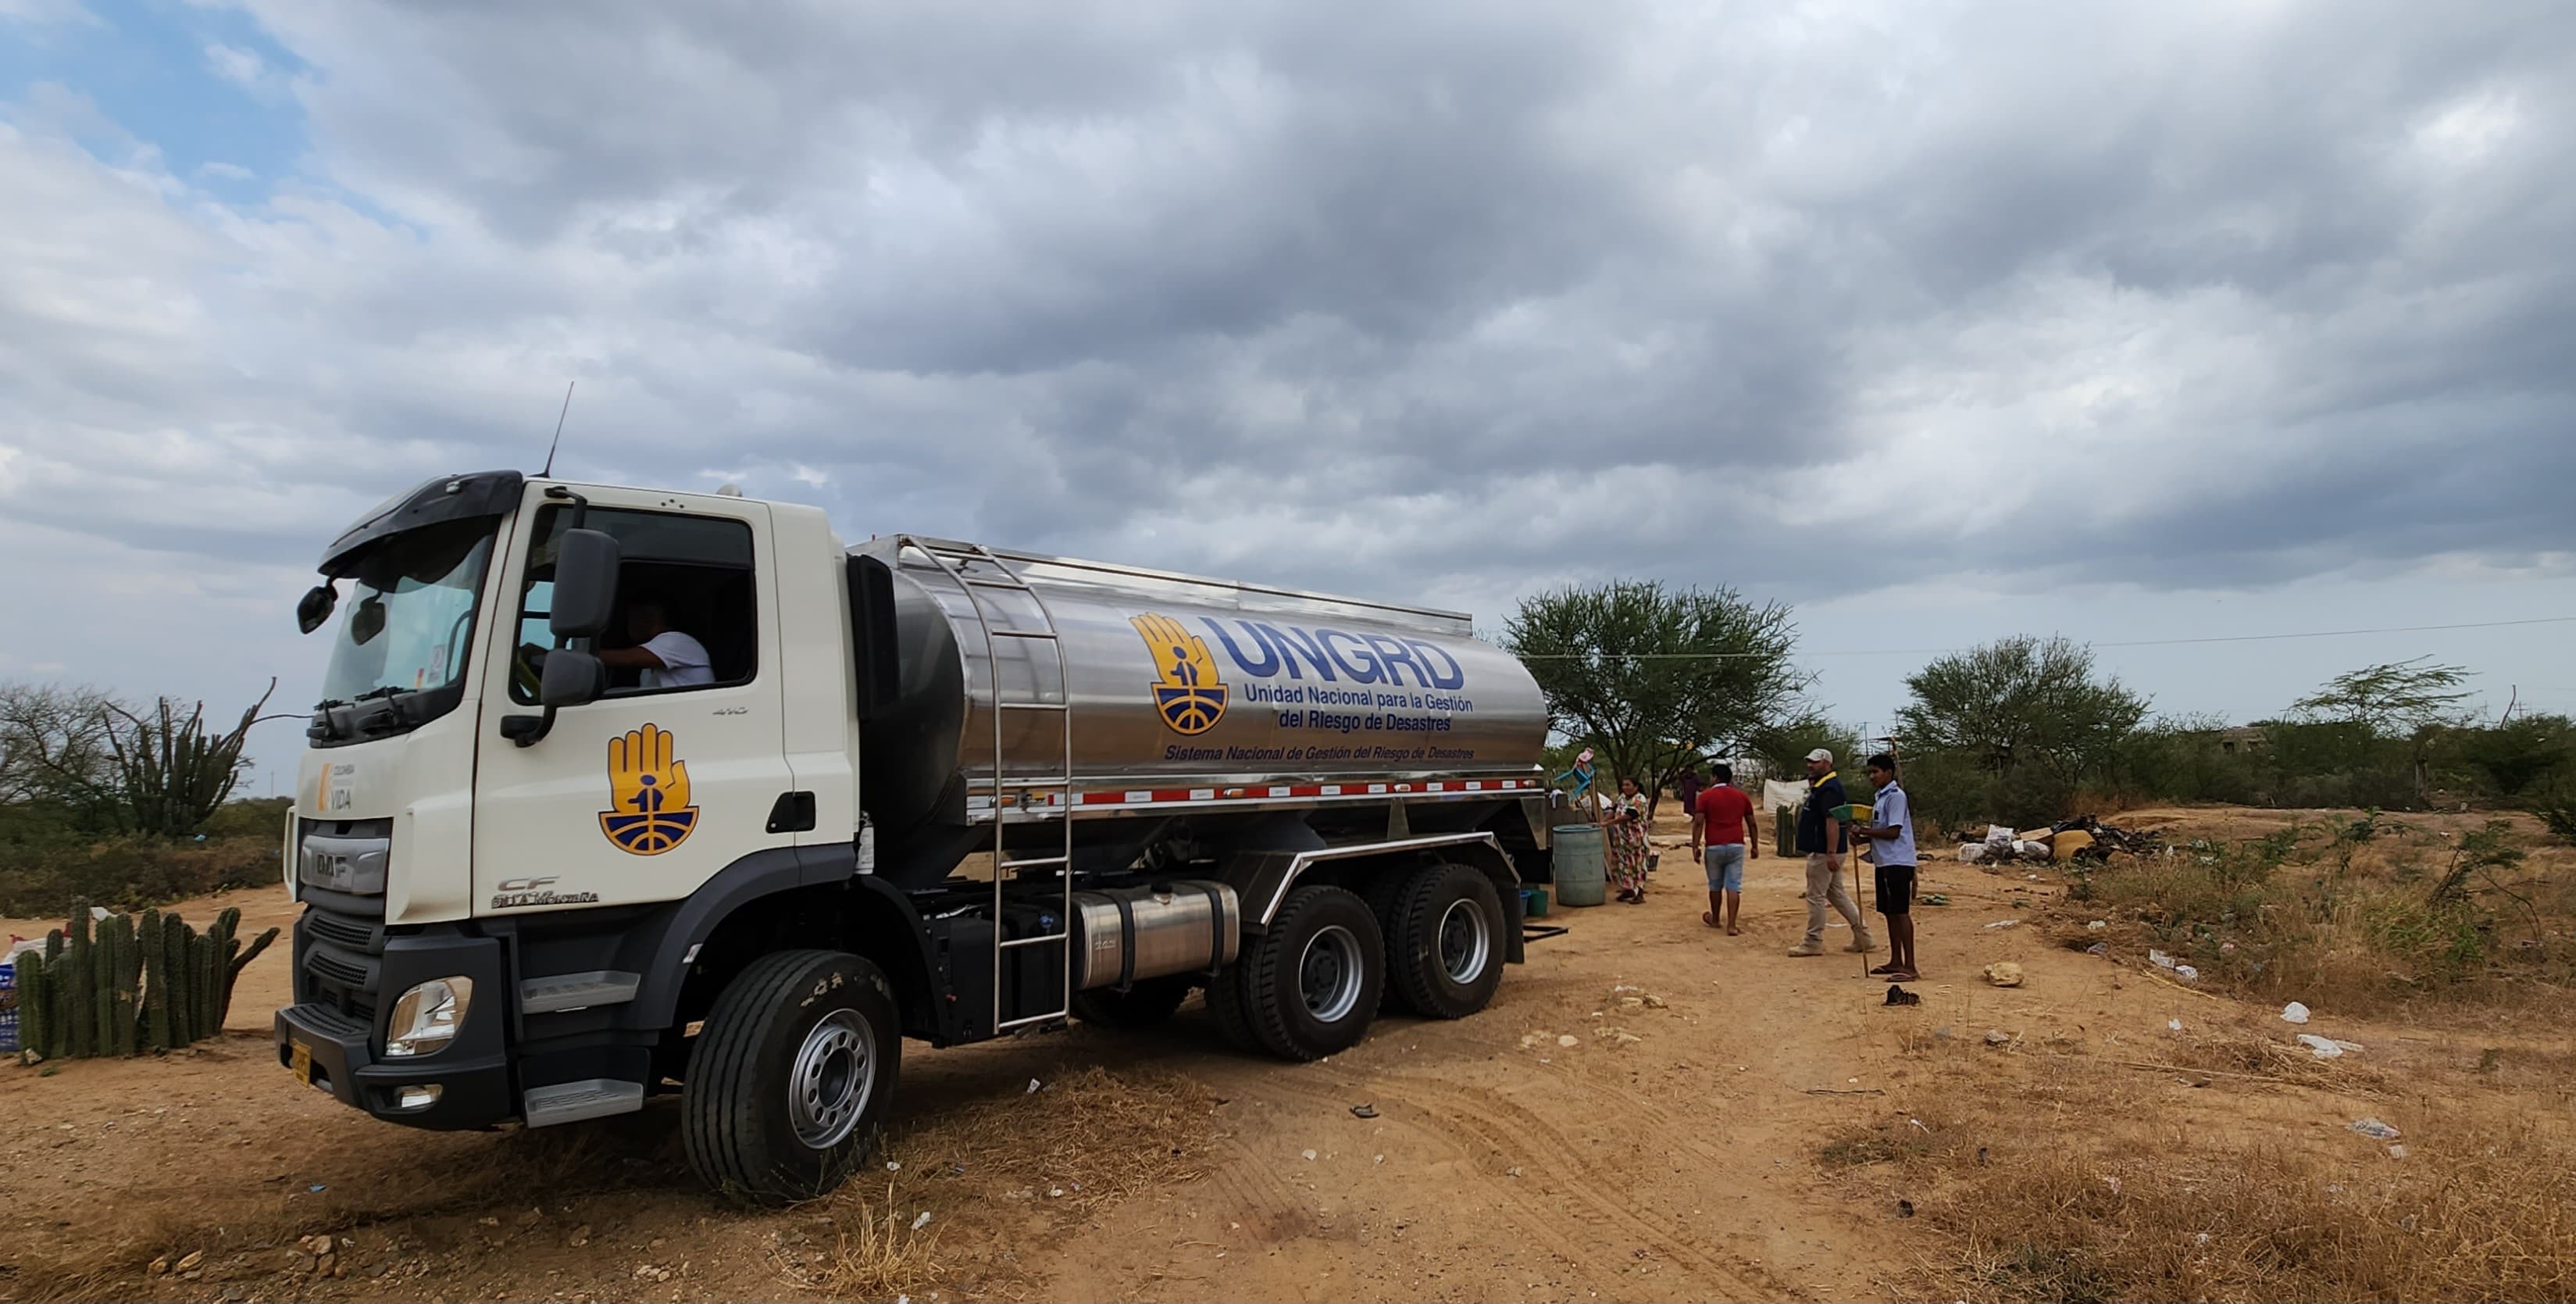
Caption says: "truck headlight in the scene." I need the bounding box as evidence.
[384,977,473,1058]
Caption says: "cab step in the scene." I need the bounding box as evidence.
[523,1078,644,1127]
[519,970,641,1015]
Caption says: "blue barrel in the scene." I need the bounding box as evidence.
[1551,824,1607,907]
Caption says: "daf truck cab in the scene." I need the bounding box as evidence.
[277,470,1553,1201]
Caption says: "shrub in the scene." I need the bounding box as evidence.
[0,836,280,917]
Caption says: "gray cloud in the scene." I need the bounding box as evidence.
[2,0,2573,731]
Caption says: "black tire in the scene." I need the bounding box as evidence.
[1069,975,1193,1028]
[1386,863,1507,1020]
[1361,868,1418,1013]
[1203,959,1263,1052]
[1229,884,1384,1061]
[683,949,901,1204]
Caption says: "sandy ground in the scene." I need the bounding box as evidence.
[2,806,2543,1302]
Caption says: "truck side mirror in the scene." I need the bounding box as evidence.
[550,528,623,639]
[539,648,608,708]
[848,555,903,720]
[296,583,338,634]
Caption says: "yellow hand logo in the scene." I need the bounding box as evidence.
[1131,613,1226,735]
[600,723,698,855]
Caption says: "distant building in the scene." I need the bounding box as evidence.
[2217,727,2270,755]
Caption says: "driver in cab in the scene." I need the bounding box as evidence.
[520,598,713,691]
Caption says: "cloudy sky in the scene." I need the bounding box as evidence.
[4,0,2571,788]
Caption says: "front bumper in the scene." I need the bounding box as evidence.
[274,928,513,1131]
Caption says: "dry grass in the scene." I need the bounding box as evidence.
[792,1064,1222,1300]
[1933,1112,2576,1302]
[2070,810,2576,1018]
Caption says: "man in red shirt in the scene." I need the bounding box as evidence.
[1691,763,1760,934]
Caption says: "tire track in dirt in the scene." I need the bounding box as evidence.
[1218,1059,1790,1300]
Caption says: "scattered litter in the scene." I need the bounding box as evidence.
[2173,964,2199,981]
[2349,1118,2401,1141]
[885,1161,901,1172]
[2025,873,2042,881]
[308,1184,327,1193]
[1620,996,1644,1009]
[2086,920,2108,932]
[1643,994,1668,1009]
[2298,1034,2346,1059]
[1301,1149,1318,1162]
[1374,1154,1385,1164]
[1884,984,1921,1007]
[2387,1145,2409,1159]
[910,1211,933,1231]
[1985,1029,2014,1046]
[1350,1104,1377,1119]
[1507,1166,1523,1178]
[1918,893,1951,906]
[2085,941,2109,956]
[2150,949,2178,970]
[2281,1002,2310,1024]
[175,1252,204,1273]
[1959,844,1991,864]
[1026,1078,1044,1094]
[1983,919,2021,931]
[2195,1233,2210,1247]
[1908,1118,1930,1134]
[1983,962,2025,988]
[2168,1019,2184,1031]
[1556,1034,1579,1049]
[1047,1188,1065,1198]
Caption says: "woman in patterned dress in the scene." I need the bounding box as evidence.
[1605,775,1652,902]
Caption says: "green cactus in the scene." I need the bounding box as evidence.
[93,919,116,1059]
[194,933,218,1040]
[45,930,68,1060]
[164,918,190,1046]
[112,914,141,1058]
[142,907,170,1052]
[15,948,43,1061]
[66,906,95,1059]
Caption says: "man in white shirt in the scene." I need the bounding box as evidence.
[596,599,715,689]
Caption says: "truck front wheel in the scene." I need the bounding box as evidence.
[682,949,900,1204]
[1223,884,1384,1061]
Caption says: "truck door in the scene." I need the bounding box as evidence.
[470,485,795,914]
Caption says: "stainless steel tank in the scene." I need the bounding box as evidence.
[853,538,1549,837]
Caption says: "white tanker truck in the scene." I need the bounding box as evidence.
[274,470,1554,1199]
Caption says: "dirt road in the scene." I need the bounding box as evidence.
[5,808,2511,1301]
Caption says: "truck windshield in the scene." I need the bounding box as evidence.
[319,518,496,705]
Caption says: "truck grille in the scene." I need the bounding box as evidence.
[294,820,392,1027]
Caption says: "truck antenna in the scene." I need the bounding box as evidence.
[541,380,576,477]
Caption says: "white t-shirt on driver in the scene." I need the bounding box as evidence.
[639,631,715,689]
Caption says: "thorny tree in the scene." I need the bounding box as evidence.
[1504,581,1807,815]
[1898,635,2148,786]
[2292,657,2474,799]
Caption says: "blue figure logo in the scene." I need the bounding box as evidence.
[599,723,699,856]
[1131,613,1226,736]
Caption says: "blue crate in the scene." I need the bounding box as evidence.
[0,959,16,1055]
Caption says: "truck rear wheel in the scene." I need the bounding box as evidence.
[1069,975,1193,1028]
[682,949,900,1204]
[1385,863,1506,1020]
[1226,884,1384,1061]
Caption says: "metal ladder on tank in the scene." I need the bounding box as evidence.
[894,537,1076,1034]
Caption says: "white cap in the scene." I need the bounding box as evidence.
[1807,748,1834,764]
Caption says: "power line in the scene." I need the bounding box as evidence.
[1507,615,2576,659]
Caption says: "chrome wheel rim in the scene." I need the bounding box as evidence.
[788,1009,874,1149]
[1299,924,1365,1024]
[1438,897,1493,984]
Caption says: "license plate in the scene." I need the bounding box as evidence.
[289,1040,313,1086]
